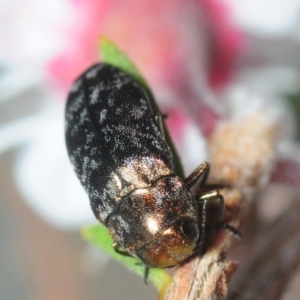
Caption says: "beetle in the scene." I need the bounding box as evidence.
[65,62,227,269]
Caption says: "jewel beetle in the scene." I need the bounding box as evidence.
[65,62,226,268]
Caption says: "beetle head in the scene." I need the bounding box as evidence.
[107,175,201,268]
[138,217,200,268]
[134,175,201,268]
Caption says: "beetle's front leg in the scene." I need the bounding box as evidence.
[184,161,210,189]
[113,242,151,283]
[194,190,226,253]
[185,161,229,191]
[196,190,224,233]
[196,190,225,224]
[112,242,132,257]
[196,191,241,237]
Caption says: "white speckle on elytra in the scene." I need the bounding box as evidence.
[86,133,93,143]
[117,215,130,233]
[90,147,97,155]
[79,109,88,124]
[68,94,83,113]
[131,102,147,119]
[70,79,82,92]
[90,160,99,169]
[140,98,147,105]
[81,156,90,184]
[90,86,100,104]
[113,77,124,89]
[99,109,107,123]
[86,66,100,78]
[108,96,114,107]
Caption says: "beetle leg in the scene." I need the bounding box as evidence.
[196,190,224,235]
[154,113,166,141]
[185,161,230,190]
[197,183,230,192]
[112,242,133,257]
[134,263,150,284]
[113,242,152,284]
[113,243,154,283]
[197,191,209,247]
[194,190,223,252]
[184,161,210,189]
[196,190,241,238]
[221,223,242,237]
[144,267,150,284]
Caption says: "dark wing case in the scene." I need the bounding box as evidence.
[65,63,174,223]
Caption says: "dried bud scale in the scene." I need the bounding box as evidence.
[165,112,277,300]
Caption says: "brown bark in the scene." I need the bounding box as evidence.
[165,113,278,300]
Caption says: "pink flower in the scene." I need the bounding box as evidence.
[48,0,244,139]
[1,0,299,231]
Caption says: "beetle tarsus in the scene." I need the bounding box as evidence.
[113,243,133,257]
[220,222,242,238]
[196,191,241,239]
[144,267,150,284]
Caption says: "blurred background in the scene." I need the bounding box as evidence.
[1,0,300,299]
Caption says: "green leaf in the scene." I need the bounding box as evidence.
[99,36,148,91]
[82,224,172,297]
[99,36,184,178]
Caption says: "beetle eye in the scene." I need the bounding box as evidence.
[181,220,199,243]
